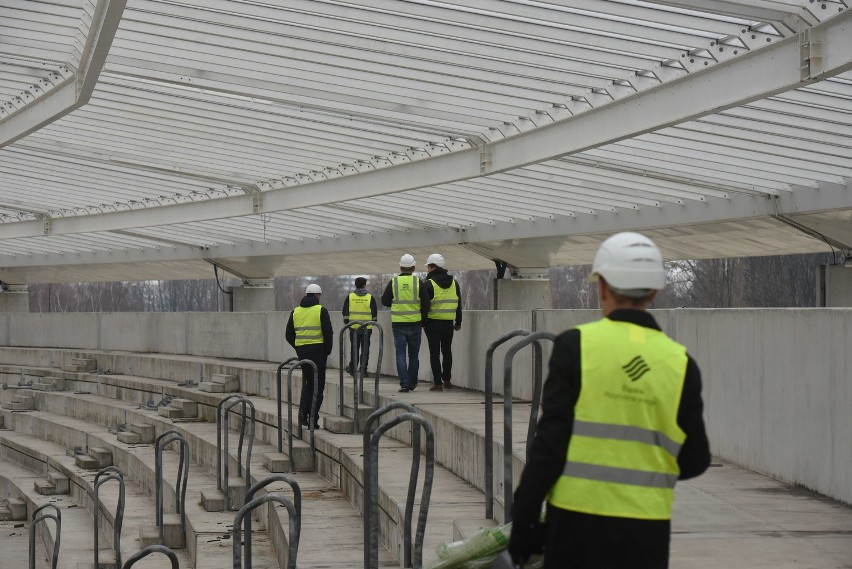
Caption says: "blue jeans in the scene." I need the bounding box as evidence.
[392,325,421,388]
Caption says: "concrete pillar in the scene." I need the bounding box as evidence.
[231,279,274,312]
[817,264,852,307]
[491,268,552,310]
[0,284,29,312]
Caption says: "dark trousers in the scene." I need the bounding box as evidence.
[424,319,454,384]
[544,505,671,569]
[348,328,372,375]
[296,347,326,421]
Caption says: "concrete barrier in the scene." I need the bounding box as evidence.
[0,308,850,504]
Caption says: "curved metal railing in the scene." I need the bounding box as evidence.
[338,321,384,434]
[94,465,125,569]
[233,494,299,569]
[29,503,61,569]
[483,329,531,520]
[286,360,317,469]
[243,474,302,569]
[216,394,247,497]
[364,403,435,569]
[220,396,256,511]
[122,544,180,569]
[155,429,189,544]
[276,357,301,454]
[501,331,556,523]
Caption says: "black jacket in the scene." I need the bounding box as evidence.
[381,273,430,327]
[423,267,462,326]
[342,288,378,324]
[285,295,333,355]
[512,309,711,525]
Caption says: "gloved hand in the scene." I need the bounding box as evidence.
[507,520,546,566]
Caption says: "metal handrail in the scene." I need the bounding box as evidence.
[501,331,556,523]
[338,321,384,433]
[122,544,180,569]
[233,494,299,569]
[94,465,125,569]
[243,474,302,569]
[221,396,256,511]
[364,405,435,569]
[276,357,301,453]
[286,360,317,470]
[29,504,61,569]
[483,329,530,520]
[363,402,418,569]
[216,394,247,493]
[155,429,189,544]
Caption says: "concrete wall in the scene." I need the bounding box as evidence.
[820,265,852,307]
[0,308,850,503]
[0,292,28,313]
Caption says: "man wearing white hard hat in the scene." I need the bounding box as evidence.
[381,254,430,392]
[423,253,462,392]
[285,283,333,429]
[508,232,710,568]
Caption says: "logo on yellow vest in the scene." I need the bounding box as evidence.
[622,356,650,382]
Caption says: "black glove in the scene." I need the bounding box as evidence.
[507,519,546,566]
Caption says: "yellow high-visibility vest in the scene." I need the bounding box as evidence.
[426,278,459,321]
[391,275,421,323]
[548,318,688,520]
[348,292,373,329]
[293,305,324,346]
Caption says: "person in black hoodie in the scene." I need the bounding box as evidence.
[423,253,462,392]
[285,283,334,428]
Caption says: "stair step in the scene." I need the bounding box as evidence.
[210,373,238,384]
[262,452,291,473]
[157,406,184,419]
[7,498,26,520]
[200,489,224,512]
[323,415,354,434]
[128,422,154,442]
[198,381,229,393]
[34,479,60,495]
[139,514,186,549]
[116,431,141,444]
[74,454,100,470]
[88,447,113,468]
[0,505,12,521]
[47,472,70,494]
[70,358,97,371]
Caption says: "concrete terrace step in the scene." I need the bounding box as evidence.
[0,429,193,568]
[2,393,391,567]
[0,410,277,567]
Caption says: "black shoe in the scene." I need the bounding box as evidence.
[298,412,308,426]
[398,386,410,393]
[408,382,417,391]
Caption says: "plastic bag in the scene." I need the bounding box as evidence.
[426,523,543,569]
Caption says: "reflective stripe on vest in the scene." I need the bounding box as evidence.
[548,318,688,520]
[348,292,373,329]
[293,305,324,346]
[426,278,458,320]
[391,275,421,323]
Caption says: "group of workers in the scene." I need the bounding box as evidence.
[284,252,463,428]
[284,232,710,569]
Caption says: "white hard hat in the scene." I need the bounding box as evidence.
[589,232,665,291]
[399,253,416,267]
[305,284,322,294]
[426,253,445,268]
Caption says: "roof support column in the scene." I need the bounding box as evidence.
[492,268,552,310]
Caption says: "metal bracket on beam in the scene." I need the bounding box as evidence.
[252,192,264,214]
[800,28,824,80]
[43,218,52,236]
[480,147,492,175]
[241,279,273,289]
[510,267,550,280]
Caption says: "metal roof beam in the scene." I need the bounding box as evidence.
[643,0,829,32]
[0,9,849,240]
[0,0,126,146]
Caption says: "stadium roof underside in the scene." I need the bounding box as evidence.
[1,0,851,283]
